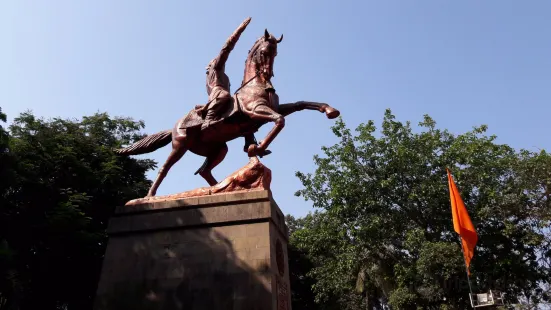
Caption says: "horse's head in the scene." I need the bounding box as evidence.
[243,29,283,83]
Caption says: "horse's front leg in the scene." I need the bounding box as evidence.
[278,101,340,119]
[243,133,271,157]
[247,104,285,157]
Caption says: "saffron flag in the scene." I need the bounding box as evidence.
[447,169,478,275]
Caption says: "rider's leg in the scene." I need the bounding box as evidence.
[202,89,231,129]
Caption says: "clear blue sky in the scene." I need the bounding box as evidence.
[2,1,550,217]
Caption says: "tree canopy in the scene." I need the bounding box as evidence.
[289,110,551,309]
[1,107,550,309]
[0,109,156,310]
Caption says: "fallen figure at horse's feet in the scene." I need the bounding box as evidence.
[124,156,272,206]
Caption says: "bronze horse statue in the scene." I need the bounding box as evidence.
[116,22,340,197]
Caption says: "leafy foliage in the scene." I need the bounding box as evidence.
[0,109,156,310]
[2,106,550,309]
[289,109,551,309]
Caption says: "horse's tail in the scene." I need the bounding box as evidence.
[114,129,172,156]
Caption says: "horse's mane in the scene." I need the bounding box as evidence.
[247,38,263,58]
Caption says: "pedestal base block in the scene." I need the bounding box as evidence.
[94,190,292,310]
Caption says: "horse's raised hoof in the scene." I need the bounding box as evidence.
[324,106,340,119]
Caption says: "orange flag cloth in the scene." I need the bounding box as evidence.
[447,169,478,275]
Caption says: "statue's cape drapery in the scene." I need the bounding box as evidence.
[178,86,278,131]
[179,95,241,130]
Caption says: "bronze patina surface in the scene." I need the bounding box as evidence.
[115,17,340,199]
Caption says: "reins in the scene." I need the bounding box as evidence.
[234,70,261,95]
[202,70,260,108]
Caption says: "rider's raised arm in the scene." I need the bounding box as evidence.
[213,17,251,70]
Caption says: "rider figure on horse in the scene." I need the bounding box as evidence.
[200,17,250,129]
[115,20,340,197]
[199,17,271,157]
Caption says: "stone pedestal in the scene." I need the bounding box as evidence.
[93,189,292,310]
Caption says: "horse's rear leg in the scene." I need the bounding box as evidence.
[194,143,228,186]
[147,142,187,197]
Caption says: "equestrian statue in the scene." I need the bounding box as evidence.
[115,17,340,197]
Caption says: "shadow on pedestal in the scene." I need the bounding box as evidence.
[93,159,291,310]
[94,202,275,309]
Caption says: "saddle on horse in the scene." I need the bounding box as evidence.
[180,95,241,130]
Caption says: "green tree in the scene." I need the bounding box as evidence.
[0,107,21,310]
[1,111,156,310]
[0,107,13,215]
[290,110,551,309]
[286,214,325,310]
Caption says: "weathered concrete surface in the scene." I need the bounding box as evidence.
[93,189,292,310]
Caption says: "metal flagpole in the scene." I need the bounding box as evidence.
[458,235,476,309]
